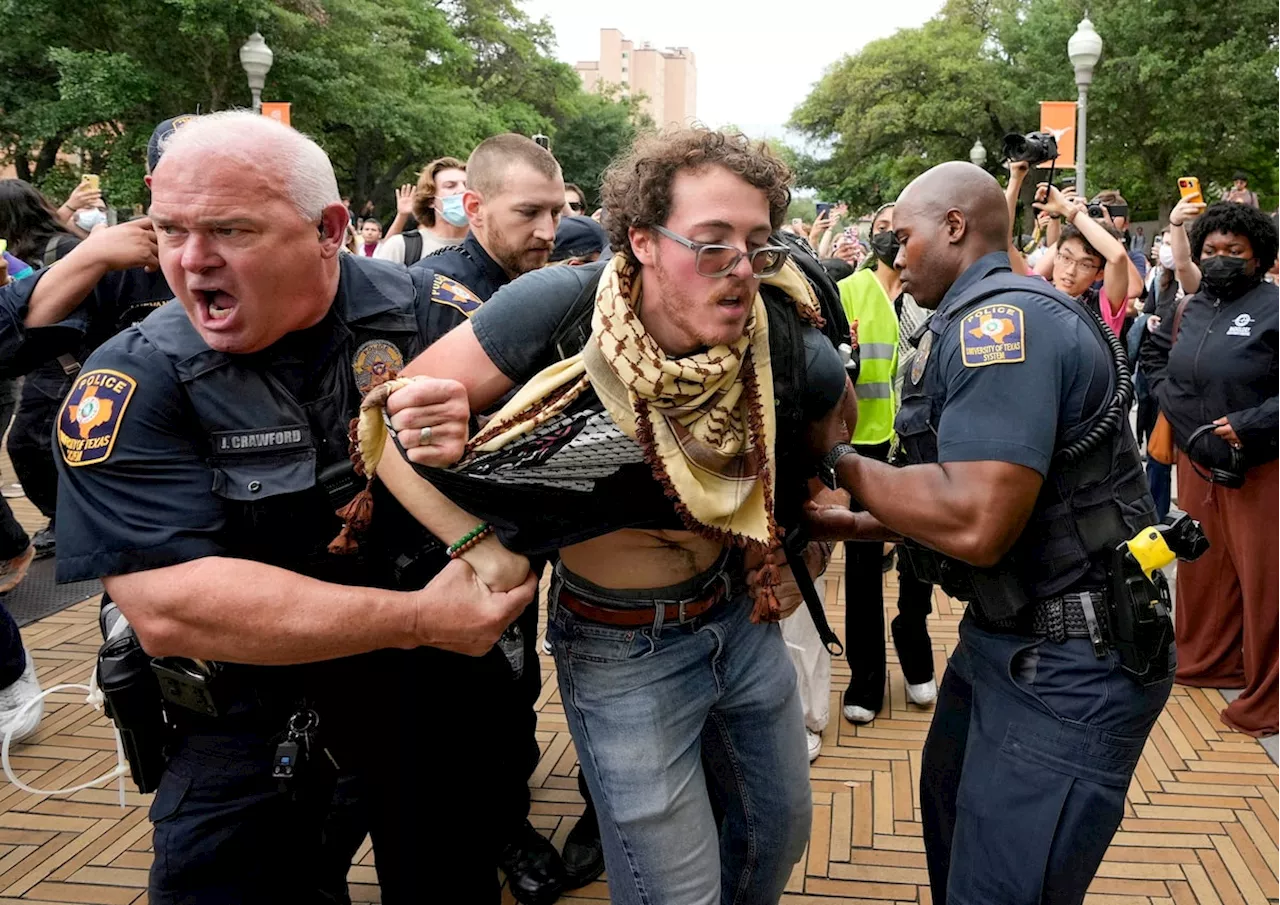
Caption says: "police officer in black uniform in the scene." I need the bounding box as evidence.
[411,133,606,901]
[52,111,534,905]
[810,162,1175,904]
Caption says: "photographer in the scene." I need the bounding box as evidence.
[1140,201,1278,738]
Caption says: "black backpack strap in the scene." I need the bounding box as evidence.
[402,231,423,265]
[43,235,62,268]
[550,261,610,360]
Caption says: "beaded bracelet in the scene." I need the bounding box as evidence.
[447,522,493,559]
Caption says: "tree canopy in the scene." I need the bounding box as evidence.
[0,0,644,216]
[789,0,1279,218]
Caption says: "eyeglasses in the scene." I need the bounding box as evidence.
[1055,250,1101,275]
[651,225,790,278]
[567,201,585,212]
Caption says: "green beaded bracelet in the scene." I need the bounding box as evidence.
[447,522,492,559]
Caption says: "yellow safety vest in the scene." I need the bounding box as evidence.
[837,268,899,446]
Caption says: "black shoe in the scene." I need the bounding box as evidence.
[500,821,566,905]
[880,548,895,573]
[31,528,54,561]
[561,812,605,889]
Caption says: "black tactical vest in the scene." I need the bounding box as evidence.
[135,255,430,586]
[897,274,1157,615]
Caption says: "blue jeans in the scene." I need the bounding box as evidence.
[548,565,811,905]
[1146,459,1171,522]
[920,615,1173,905]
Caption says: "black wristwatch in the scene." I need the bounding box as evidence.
[819,442,858,490]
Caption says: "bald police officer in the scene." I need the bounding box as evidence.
[53,111,534,904]
[810,162,1172,904]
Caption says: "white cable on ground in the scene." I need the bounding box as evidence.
[1,665,129,807]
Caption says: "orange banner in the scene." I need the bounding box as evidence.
[261,102,292,126]
[1037,101,1076,169]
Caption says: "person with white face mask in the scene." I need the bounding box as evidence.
[1132,229,1185,521]
[375,156,469,266]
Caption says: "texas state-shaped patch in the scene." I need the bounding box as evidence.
[57,369,138,466]
[960,304,1025,367]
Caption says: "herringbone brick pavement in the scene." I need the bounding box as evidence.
[0,529,1275,903]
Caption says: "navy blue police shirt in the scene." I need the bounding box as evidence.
[916,252,1112,477]
[52,254,459,584]
[414,232,511,341]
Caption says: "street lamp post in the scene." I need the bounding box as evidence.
[239,31,274,114]
[969,139,988,169]
[1068,17,1103,199]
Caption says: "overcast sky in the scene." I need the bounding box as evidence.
[522,0,946,142]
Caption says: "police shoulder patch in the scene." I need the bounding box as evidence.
[352,340,405,393]
[58,369,138,467]
[960,304,1025,368]
[432,274,483,317]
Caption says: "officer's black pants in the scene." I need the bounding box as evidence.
[147,647,517,905]
[920,615,1172,904]
[843,442,935,712]
[7,371,66,522]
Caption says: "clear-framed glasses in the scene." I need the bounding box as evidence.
[651,225,790,278]
[1055,250,1101,275]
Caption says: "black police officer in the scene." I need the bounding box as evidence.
[52,112,534,905]
[412,133,606,900]
[810,162,1174,904]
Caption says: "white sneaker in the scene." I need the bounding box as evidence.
[842,704,876,725]
[805,729,822,763]
[540,638,552,656]
[0,484,23,500]
[0,654,43,744]
[906,679,938,706]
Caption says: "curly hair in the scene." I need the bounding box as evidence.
[411,156,466,227]
[600,129,792,264]
[1188,201,1278,273]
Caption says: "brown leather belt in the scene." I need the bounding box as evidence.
[556,578,729,627]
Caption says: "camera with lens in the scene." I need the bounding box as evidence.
[1002,131,1059,166]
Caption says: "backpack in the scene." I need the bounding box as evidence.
[402,230,424,266]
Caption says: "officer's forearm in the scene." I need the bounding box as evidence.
[835,454,1038,567]
[104,558,419,665]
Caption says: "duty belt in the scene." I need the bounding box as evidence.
[987,590,1109,652]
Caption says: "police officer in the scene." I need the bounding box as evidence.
[413,133,604,901]
[52,111,534,905]
[809,162,1174,904]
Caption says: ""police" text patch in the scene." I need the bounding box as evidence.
[960,304,1025,368]
[57,369,138,466]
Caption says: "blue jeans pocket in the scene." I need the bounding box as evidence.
[556,619,650,664]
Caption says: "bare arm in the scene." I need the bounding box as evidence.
[25,219,159,327]
[384,185,415,240]
[1036,185,1129,310]
[1168,199,1204,295]
[836,455,1042,567]
[376,436,532,591]
[397,323,516,438]
[104,554,535,663]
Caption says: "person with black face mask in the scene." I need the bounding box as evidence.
[1141,201,1278,738]
[834,203,937,726]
